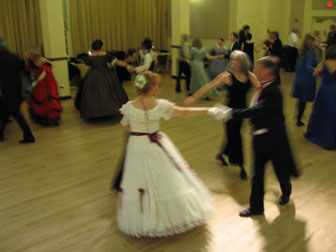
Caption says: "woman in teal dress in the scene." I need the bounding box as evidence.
[190,37,220,99]
[207,38,229,80]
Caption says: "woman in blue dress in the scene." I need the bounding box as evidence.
[190,37,220,99]
[305,45,336,150]
[207,38,229,80]
[292,34,318,126]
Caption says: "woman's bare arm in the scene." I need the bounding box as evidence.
[171,106,210,117]
[313,62,323,76]
[184,72,231,105]
[248,71,261,89]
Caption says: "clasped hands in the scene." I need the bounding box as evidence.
[184,97,232,121]
[207,104,232,121]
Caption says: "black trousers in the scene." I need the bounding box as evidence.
[285,46,298,72]
[0,99,33,138]
[221,119,244,165]
[250,133,292,211]
[176,61,190,91]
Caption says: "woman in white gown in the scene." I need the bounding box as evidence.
[117,71,215,237]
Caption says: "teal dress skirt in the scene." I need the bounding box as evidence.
[190,47,219,98]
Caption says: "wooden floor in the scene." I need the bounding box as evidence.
[1,71,335,252]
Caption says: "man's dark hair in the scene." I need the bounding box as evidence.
[257,56,280,77]
[231,32,238,39]
[218,38,224,42]
[243,25,250,31]
[91,39,103,51]
[142,38,152,50]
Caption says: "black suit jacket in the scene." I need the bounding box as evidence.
[231,81,299,176]
[0,50,23,108]
[232,81,284,133]
[326,32,336,48]
[228,42,240,58]
[269,39,283,58]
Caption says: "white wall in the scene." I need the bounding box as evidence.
[167,0,336,60]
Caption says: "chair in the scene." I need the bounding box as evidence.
[155,54,168,73]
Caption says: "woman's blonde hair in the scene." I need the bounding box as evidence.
[299,33,315,56]
[27,47,42,60]
[137,71,161,95]
[227,50,252,75]
[192,37,202,49]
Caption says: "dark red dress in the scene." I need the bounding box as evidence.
[27,63,63,125]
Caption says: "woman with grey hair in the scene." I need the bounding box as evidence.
[185,51,260,179]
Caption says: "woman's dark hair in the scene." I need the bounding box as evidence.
[272,31,280,39]
[91,40,103,51]
[231,32,238,39]
[218,38,224,42]
[142,38,152,50]
[326,45,336,60]
[243,25,250,31]
[246,33,252,40]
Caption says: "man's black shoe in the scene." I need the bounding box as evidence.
[279,195,290,205]
[216,154,228,166]
[19,137,35,144]
[239,208,264,217]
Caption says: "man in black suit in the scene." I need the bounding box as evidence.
[215,56,299,217]
[325,24,336,50]
[229,32,240,57]
[0,38,35,143]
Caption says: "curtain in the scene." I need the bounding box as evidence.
[0,0,42,57]
[70,0,167,56]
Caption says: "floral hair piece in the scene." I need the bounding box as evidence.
[134,74,147,90]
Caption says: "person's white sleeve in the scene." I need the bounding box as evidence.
[111,58,117,67]
[119,103,130,126]
[135,53,153,73]
[120,115,130,126]
[160,99,175,120]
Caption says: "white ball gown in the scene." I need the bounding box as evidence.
[117,99,214,237]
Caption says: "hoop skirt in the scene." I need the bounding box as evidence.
[117,99,214,237]
[305,63,336,149]
[27,63,62,125]
[79,55,128,119]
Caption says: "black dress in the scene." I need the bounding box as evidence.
[243,42,254,64]
[220,73,251,165]
[77,54,129,119]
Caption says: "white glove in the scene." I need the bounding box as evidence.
[32,80,38,88]
[207,104,232,121]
